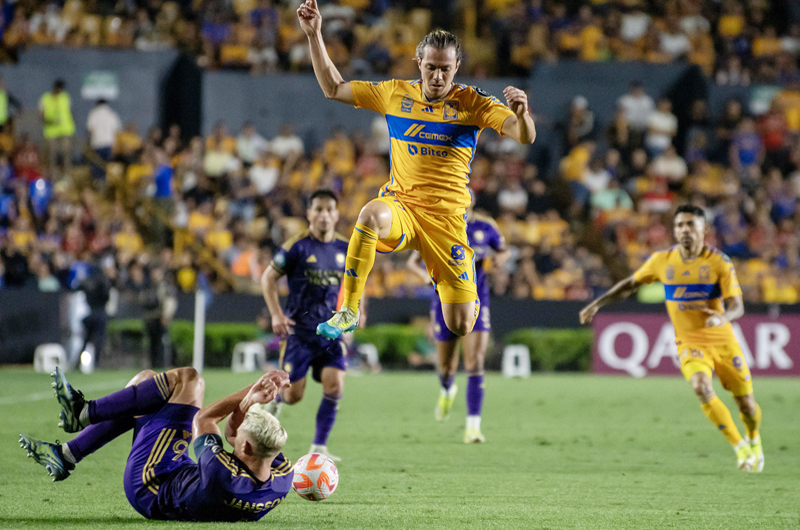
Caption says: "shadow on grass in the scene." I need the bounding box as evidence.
[0,516,142,525]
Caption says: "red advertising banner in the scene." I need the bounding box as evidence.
[592,313,800,377]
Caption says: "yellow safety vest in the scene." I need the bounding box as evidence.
[0,90,7,126]
[40,92,75,139]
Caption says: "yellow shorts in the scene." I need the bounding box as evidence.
[677,341,753,397]
[372,196,477,304]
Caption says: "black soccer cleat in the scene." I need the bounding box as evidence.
[51,367,86,433]
[19,434,75,481]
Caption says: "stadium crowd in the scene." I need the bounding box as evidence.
[1,72,799,304]
[1,0,800,82]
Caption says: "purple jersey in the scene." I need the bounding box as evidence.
[124,406,293,522]
[271,230,349,332]
[430,217,503,341]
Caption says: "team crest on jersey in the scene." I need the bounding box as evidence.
[443,100,459,120]
[336,253,345,265]
[666,265,675,281]
[401,96,414,113]
[474,230,484,242]
[699,266,710,281]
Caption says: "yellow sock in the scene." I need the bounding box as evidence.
[341,223,378,312]
[740,403,762,440]
[701,397,743,446]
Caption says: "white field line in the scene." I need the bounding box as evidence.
[0,379,128,406]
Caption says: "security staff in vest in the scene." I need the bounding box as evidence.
[38,79,76,179]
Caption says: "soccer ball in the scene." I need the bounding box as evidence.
[292,453,339,501]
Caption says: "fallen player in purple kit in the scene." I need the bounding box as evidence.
[20,367,294,522]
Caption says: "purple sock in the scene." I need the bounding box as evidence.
[439,373,454,391]
[87,373,170,424]
[466,374,484,416]
[313,393,340,446]
[66,418,135,463]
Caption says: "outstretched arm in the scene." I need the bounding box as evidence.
[193,371,290,444]
[501,86,536,144]
[298,0,354,104]
[579,275,641,324]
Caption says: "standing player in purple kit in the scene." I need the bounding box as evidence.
[408,209,509,443]
[20,367,294,522]
[261,189,349,461]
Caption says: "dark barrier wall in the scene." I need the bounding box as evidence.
[202,72,515,140]
[202,65,691,140]
[1,290,796,364]
[0,291,61,364]
[1,48,178,142]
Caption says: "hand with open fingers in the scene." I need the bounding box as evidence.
[701,308,727,327]
[265,369,290,392]
[579,304,598,325]
[503,86,529,117]
[297,0,321,36]
[272,314,295,337]
[245,373,281,406]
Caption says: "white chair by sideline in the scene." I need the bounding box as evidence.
[502,344,531,378]
[34,343,68,374]
[231,342,266,373]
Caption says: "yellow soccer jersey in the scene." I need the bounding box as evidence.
[350,79,514,215]
[634,245,743,345]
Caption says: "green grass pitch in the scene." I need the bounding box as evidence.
[0,368,798,529]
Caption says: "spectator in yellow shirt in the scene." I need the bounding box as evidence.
[114,219,143,255]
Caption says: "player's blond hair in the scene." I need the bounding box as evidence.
[241,405,288,458]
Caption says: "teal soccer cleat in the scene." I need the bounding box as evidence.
[51,367,86,433]
[316,307,359,340]
[19,434,74,481]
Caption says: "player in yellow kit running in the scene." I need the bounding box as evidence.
[296,0,536,340]
[580,205,764,472]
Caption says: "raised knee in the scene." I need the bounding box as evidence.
[127,369,157,387]
[357,203,383,230]
[176,367,204,390]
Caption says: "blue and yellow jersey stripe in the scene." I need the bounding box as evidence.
[634,246,742,345]
[351,79,514,215]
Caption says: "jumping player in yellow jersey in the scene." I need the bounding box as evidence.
[296,0,536,340]
[580,205,763,472]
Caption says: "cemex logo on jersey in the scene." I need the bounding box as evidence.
[403,124,453,142]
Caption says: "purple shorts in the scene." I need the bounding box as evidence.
[280,331,347,383]
[123,403,197,520]
[431,274,491,342]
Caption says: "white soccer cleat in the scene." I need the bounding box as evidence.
[734,440,757,472]
[746,436,764,472]
[463,429,486,444]
[309,444,341,462]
